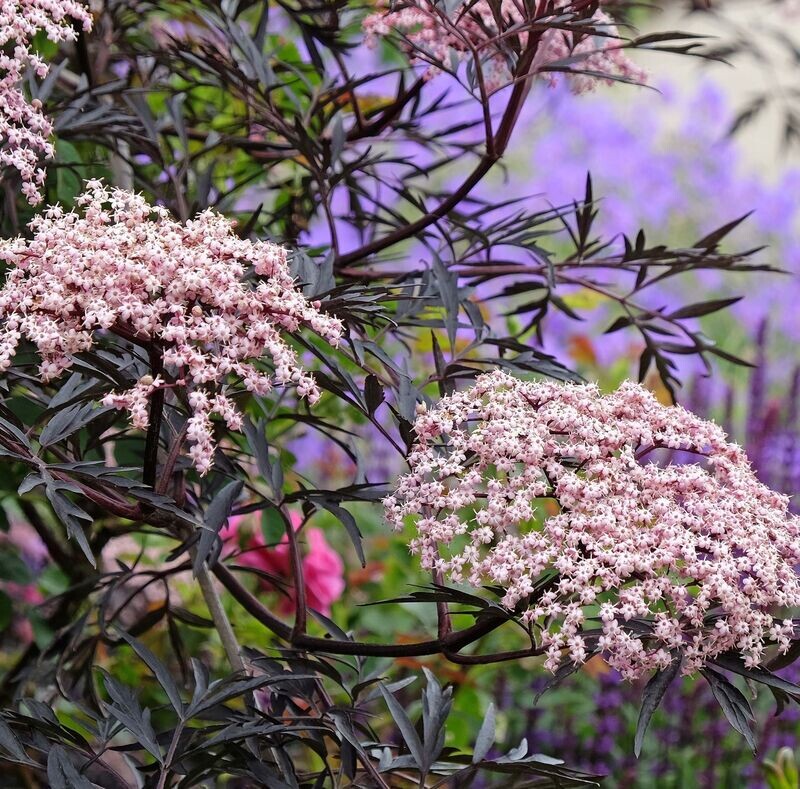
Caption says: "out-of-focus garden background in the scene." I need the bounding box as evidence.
[2,1,800,786]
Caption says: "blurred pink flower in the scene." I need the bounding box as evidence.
[4,583,43,606]
[5,521,48,568]
[1,521,47,645]
[223,512,345,615]
[3,582,44,645]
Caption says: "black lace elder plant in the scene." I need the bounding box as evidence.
[0,0,796,787]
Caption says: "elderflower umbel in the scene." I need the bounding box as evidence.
[0,180,343,474]
[384,370,800,679]
[0,0,92,204]
[363,0,645,93]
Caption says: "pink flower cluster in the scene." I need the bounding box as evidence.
[0,0,92,204]
[385,370,800,679]
[0,180,344,473]
[223,513,345,615]
[363,0,645,93]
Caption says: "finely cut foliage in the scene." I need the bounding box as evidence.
[385,370,800,679]
[0,1,797,784]
[0,0,92,204]
[363,0,646,92]
[0,180,343,473]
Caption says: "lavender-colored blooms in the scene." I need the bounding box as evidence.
[462,79,800,372]
[298,73,800,389]
[682,323,800,510]
[522,661,799,787]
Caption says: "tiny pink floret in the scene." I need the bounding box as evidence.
[385,370,800,679]
[0,180,344,473]
[0,1,93,204]
[363,0,646,94]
